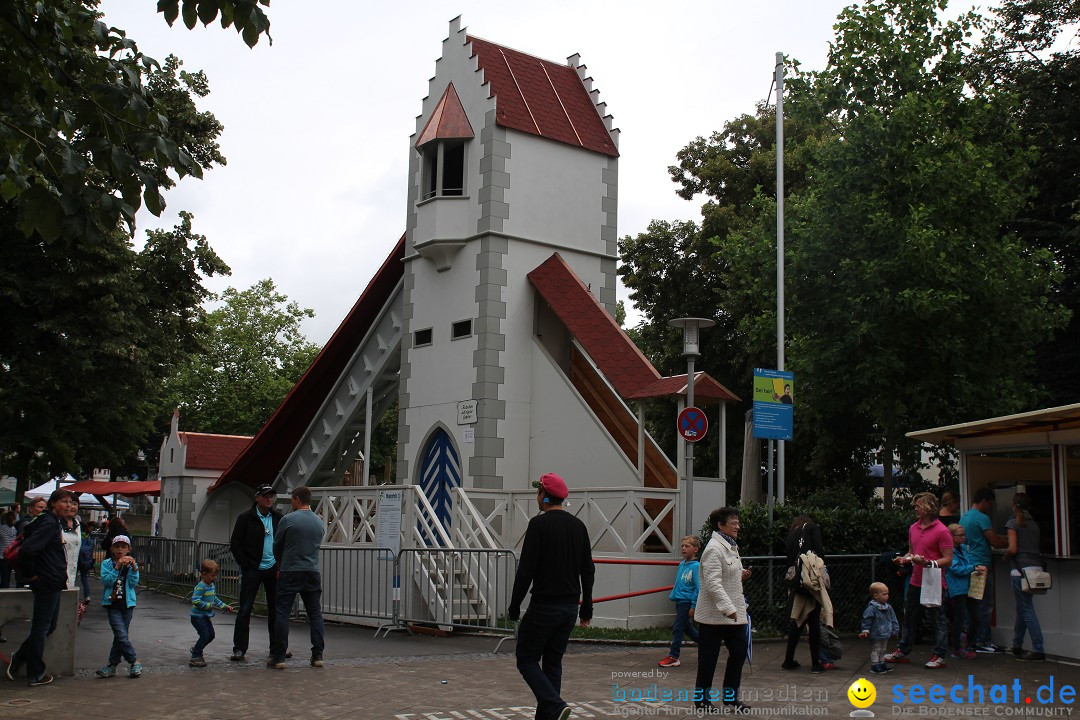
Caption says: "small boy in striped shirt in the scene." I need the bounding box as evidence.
[189,559,235,667]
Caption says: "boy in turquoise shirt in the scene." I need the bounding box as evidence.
[189,559,234,667]
[659,535,701,667]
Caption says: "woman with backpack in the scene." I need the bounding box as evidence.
[781,515,827,673]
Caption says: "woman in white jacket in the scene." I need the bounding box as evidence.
[694,506,753,714]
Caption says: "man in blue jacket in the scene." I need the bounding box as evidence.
[229,484,283,662]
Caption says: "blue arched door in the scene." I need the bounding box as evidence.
[419,428,461,530]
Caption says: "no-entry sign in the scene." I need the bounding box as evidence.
[677,406,708,443]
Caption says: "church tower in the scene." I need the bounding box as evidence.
[398,17,620,514]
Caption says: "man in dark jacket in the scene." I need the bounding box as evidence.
[508,473,594,720]
[7,490,73,686]
[12,497,45,587]
[229,484,283,662]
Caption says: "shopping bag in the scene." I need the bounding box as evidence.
[967,571,986,600]
[920,567,943,607]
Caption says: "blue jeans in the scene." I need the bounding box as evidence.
[233,566,278,654]
[669,601,699,658]
[974,562,995,645]
[898,583,948,658]
[190,615,216,658]
[515,602,578,720]
[272,571,324,660]
[15,585,61,680]
[106,604,137,666]
[1010,576,1044,653]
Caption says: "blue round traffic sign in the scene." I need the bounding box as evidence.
[677,406,708,443]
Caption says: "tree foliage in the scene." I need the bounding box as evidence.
[160,279,321,436]
[0,1,233,500]
[621,0,1071,506]
[156,0,272,48]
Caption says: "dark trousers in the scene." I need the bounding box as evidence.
[669,600,699,658]
[271,571,324,660]
[191,615,216,658]
[949,594,976,651]
[784,590,821,665]
[15,585,60,680]
[0,559,11,588]
[515,602,578,720]
[78,567,91,600]
[695,623,748,705]
[899,583,948,658]
[233,566,278,654]
[106,604,137,666]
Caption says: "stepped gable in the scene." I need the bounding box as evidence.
[178,433,252,471]
[208,235,407,493]
[528,253,658,397]
[415,83,474,147]
[466,35,618,157]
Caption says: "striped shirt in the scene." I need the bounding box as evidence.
[191,580,228,617]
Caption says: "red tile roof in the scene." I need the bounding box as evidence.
[628,374,741,404]
[415,83,474,147]
[207,235,407,494]
[528,253,739,403]
[528,253,659,397]
[466,36,618,157]
[179,433,252,471]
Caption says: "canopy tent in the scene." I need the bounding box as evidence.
[64,479,159,497]
[24,481,130,510]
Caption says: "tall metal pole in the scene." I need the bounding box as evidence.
[686,356,696,536]
[775,51,787,504]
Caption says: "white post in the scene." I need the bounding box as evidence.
[363,386,373,485]
[686,358,696,536]
[775,51,787,504]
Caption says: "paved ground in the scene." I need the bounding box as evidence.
[2,591,1079,718]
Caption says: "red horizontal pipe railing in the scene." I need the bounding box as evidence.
[592,585,673,604]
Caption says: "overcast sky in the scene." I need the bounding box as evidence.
[98,1,860,343]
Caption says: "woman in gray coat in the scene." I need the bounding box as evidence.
[694,506,753,714]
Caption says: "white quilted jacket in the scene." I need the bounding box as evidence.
[695,533,746,625]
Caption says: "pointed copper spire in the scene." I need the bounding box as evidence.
[415,83,474,147]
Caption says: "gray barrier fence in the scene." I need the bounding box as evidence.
[123,538,517,635]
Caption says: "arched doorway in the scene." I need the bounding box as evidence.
[418,427,460,530]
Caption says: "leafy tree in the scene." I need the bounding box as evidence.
[156,0,271,47]
[970,0,1080,403]
[160,280,321,436]
[1,2,232,500]
[0,213,228,498]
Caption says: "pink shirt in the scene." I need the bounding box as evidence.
[908,519,952,588]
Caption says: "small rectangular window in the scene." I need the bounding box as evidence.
[414,328,433,347]
[451,319,472,340]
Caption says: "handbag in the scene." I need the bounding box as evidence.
[920,566,943,607]
[1019,566,1051,595]
[820,624,843,660]
[784,524,807,588]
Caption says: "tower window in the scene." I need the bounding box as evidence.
[414,328,433,347]
[421,140,466,200]
[451,319,472,340]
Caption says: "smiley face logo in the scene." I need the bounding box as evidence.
[848,678,876,709]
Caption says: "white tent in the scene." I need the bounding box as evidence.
[24,479,130,510]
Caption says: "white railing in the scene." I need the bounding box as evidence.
[452,486,682,555]
[449,487,502,550]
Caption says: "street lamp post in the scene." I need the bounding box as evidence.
[668,317,714,536]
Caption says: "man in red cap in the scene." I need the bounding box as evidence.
[508,473,594,720]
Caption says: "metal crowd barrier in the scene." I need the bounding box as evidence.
[397,548,518,633]
[123,538,518,637]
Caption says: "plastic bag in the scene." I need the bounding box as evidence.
[967,571,985,600]
[920,567,943,607]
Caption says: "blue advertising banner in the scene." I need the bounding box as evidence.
[752,368,794,440]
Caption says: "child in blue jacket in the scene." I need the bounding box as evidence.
[945,523,985,660]
[189,558,234,667]
[97,535,141,678]
[659,535,701,667]
[860,582,900,674]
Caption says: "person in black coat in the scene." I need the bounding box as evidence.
[7,489,76,686]
[781,515,826,673]
[228,484,283,662]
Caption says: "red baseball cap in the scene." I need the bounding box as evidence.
[533,472,568,500]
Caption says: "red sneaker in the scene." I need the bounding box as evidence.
[658,655,681,667]
[884,649,910,663]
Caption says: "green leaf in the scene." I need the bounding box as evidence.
[182,1,198,29]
